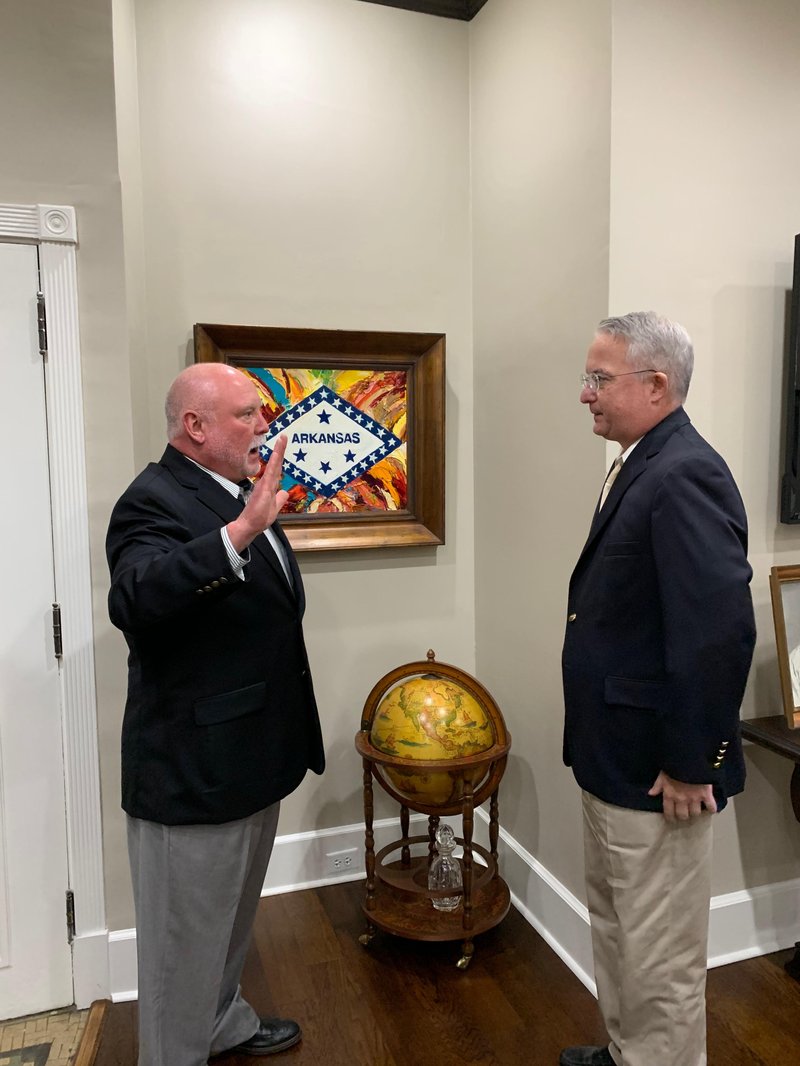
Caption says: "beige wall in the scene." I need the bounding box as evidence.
[470,0,800,905]
[470,0,612,895]
[3,0,799,940]
[609,0,800,891]
[107,0,476,927]
[0,0,135,925]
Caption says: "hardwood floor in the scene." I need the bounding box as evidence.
[87,880,800,1065]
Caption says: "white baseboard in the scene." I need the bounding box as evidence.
[483,809,800,986]
[476,812,800,992]
[106,814,429,1002]
[107,928,137,1004]
[708,878,800,966]
[261,813,428,894]
[72,929,111,1009]
[105,814,800,1002]
[482,811,596,993]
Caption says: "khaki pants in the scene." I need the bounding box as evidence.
[582,791,713,1066]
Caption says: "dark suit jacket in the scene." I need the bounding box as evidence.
[106,444,324,825]
[562,407,755,812]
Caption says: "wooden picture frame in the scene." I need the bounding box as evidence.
[769,564,800,728]
[194,323,445,552]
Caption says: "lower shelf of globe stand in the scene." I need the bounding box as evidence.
[361,858,511,944]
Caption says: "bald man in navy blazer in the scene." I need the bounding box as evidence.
[107,363,324,1065]
[559,313,755,1066]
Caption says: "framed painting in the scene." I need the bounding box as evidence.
[194,323,445,552]
[769,564,800,728]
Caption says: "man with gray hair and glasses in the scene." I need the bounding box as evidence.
[559,312,755,1066]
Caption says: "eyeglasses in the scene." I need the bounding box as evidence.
[580,369,657,392]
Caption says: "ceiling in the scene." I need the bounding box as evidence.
[357,0,490,21]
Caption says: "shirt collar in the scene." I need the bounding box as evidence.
[619,438,642,463]
[185,457,241,499]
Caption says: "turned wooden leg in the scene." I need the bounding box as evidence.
[428,814,440,867]
[401,803,411,867]
[462,780,474,937]
[363,760,376,920]
[489,788,500,878]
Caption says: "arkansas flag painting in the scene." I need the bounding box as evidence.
[246,366,407,515]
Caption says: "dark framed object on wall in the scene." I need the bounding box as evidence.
[194,323,445,553]
[780,233,800,522]
[769,564,800,728]
[356,1,490,21]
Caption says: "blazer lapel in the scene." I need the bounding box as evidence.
[161,445,242,523]
[577,407,690,562]
[248,523,298,598]
[582,449,646,549]
[271,521,305,611]
[159,446,298,601]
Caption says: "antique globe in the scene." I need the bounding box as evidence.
[355,651,512,969]
[355,651,510,815]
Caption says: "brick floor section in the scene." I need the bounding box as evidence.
[0,1008,87,1065]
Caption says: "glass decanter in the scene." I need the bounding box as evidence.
[428,823,463,912]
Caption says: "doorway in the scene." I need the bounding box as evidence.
[0,241,73,1018]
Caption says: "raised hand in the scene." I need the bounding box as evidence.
[226,435,289,553]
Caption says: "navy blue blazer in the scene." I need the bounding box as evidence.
[107,445,324,825]
[562,407,755,812]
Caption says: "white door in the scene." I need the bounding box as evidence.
[0,241,72,1019]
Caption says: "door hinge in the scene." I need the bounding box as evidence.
[37,291,48,357]
[52,602,63,659]
[66,890,75,943]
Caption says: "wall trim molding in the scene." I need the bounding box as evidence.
[0,203,107,1008]
[708,878,800,966]
[106,814,800,1002]
[0,203,78,244]
[488,814,596,991]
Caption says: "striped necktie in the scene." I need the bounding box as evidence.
[237,478,293,590]
[599,455,624,510]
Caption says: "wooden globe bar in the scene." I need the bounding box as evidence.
[354,651,511,969]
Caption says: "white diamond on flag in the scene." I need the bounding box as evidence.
[259,386,402,498]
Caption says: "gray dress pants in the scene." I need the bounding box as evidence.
[127,804,280,1066]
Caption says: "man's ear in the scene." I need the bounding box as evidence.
[650,371,669,402]
[183,410,205,443]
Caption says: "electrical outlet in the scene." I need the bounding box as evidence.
[326,847,359,874]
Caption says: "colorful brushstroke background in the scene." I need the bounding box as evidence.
[245,366,408,514]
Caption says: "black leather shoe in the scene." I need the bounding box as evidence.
[233,1017,301,1056]
[558,1047,615,1066]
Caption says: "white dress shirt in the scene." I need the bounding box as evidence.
[187,459,292,585]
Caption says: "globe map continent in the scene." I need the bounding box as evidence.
[371,675,494,762]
